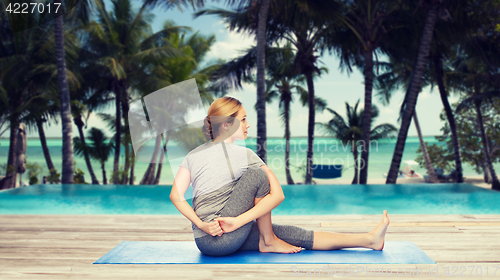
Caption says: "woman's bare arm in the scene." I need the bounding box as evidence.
[170,167,223,236]
[232,165,285,228]
[169,167,205,228]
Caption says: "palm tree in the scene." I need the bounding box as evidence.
[317,100,397,184]
[143,0,272,164]
[374,53,439,183]
[426,11,470,183]
[211,44,326,184]
[0,5,64,189]
[385,0,452,184]
[74,128,115,184]
[71,101,100,184]
[412,110,438,182]
[430,0,500,184]
[197,0,332,184]
[53,0,75,184]
[255,0,272,164]
[263,45,328,184]
[133,27,220,185]
[456,92,500,190]
[92,112,129,183]
[265,77,307,185]
[22,93,61,182]
[265,54,327,184]
[52,0,96,184]
[319,0,404,184]
[86,0,187,184]
[414,2,488,183]
[450,49,500,190]
[431,50,464,183]
[68,26,122,185]
[0,85,7,140]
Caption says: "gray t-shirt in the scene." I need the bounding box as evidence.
[180,141,266,238]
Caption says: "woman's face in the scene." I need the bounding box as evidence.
[231,106,250,141]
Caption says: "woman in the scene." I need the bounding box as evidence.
[170,97,390,256]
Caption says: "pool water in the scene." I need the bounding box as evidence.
[1,184,499,215]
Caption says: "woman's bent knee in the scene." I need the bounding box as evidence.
[244,167,269,193]
[244,166,267,181]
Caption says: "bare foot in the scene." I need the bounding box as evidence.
[259,235,302,254]
[368,210,390,250]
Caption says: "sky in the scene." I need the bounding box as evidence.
[4,0,462,139]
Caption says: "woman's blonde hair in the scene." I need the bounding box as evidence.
[202,97,242,141]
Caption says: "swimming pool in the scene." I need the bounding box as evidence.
[1,183,499,215]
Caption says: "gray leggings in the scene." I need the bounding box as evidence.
[194,166,315,256]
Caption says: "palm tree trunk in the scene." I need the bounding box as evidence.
[304,72,315,184]
[54,3,74,184]
[284,93,294,185]
[121,97,130,184]
[386,3,439,184]
[140,134,161,185]
[73,114,99,184]
[482,158,492,183]
[153,136,169,185]
[352,140,359,185]
[101,163,107,185]
[112,81,122,184]
[36,118,57,179]
[122,142,130,184]
[474,100,500,190]
[148,164,157,185]
[359,49,374,184]
[433,53,464,183]
[255,0,271,163]
[413,111,438,182]
[129,155,135,185]
[4,110,19,189]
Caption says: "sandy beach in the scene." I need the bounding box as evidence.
[301,176,493,190]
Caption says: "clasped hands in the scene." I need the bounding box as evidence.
[200,216,241,237]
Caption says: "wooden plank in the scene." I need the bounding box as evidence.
[321,222,500,227]
[1,214,500,280]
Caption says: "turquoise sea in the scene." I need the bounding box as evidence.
[2,183,500,214]
[0,137,496,184]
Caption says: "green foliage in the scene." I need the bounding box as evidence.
[416,98,500,175]
[25,162,44,185]
[111,165,128,185]
[291,162,307,178]
[317,100,397,145]
[72,161,87,184]
[415,142,454,173]
[75,128,115,165]
[73,168,86,184]
[46,168,60,184]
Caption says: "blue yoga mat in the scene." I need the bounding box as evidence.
[94,241,435,264]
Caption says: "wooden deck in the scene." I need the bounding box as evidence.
[1,214,500,279]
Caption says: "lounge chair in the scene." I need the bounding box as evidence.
[441,169,457,183]
[424,168,456,183]
[312,164,343,179]
[424,168,443,183]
